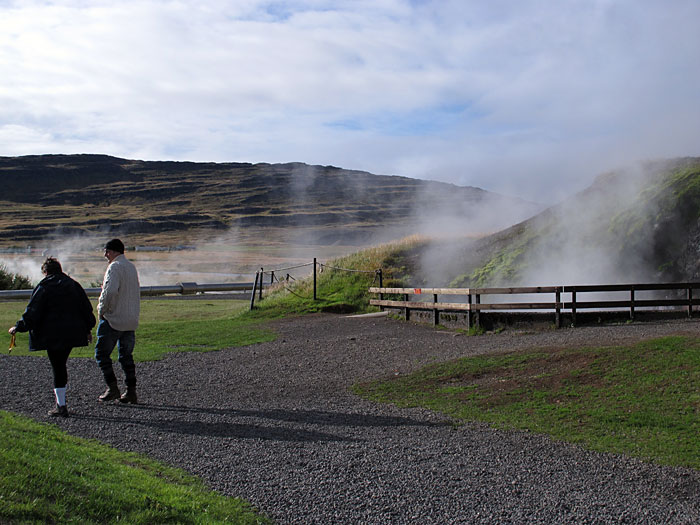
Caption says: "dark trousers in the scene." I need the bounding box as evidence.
[47,346,72,388]
[94,319,136,387]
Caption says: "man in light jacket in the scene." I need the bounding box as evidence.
[95,238,141,404]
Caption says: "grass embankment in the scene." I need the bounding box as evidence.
[246,236,422,318]
[1,298,275,523]
[0,411,269,524]
[1,299,275,361]
[355,335,700,469]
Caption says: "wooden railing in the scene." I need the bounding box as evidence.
[369,283,700,328]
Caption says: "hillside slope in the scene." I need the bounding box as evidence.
[429,158,700,286]
[0,154,540,247]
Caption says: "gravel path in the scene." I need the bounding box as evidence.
[1,314,699,524]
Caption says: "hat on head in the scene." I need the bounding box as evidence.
[105,238,125,254]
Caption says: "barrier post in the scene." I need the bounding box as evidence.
[630,287,635,320]
[249,272,259,310]
[689,286,693,318]
[377,269,384,311]
[259,268,263,301]
[467,293,472,328]
[555,287,561,328]
[433,293,439,326]
[313,258,317,300]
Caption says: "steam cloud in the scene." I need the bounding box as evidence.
[412,160,692,289]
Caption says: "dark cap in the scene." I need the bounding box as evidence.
[104,238,125,254]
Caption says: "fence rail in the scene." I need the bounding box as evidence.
[0,282,259,301]
[369,283,700,328]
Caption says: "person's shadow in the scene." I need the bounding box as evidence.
[73,403,448,443]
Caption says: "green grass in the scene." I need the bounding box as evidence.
[0,299,275,361]
[354,335,700,469]
[0,410,269,524]
[246,237,421,318]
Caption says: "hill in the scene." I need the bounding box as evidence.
[0,154,540,248]
[401,158,700,286]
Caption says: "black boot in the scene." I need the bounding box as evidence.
[119,385,137,404]
[48,404,68,417]
[98,381,120,402]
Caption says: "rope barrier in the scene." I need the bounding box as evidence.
[252,258,382,307]
[261,260,379,275]
[279,284,313,300]
[318,262,377,274]
[261,261,315,274]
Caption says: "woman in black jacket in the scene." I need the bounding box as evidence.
[8,257,96,417]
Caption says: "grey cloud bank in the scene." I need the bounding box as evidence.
[1,0,698,203]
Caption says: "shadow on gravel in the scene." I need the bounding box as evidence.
[124,403,446,428]
[74,412,356,442]
[71,403,447,443]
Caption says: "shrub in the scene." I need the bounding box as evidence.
[0,264,32,290]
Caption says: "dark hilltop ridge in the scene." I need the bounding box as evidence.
[0,154,540,247]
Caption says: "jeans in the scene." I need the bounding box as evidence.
[94,319,136,387]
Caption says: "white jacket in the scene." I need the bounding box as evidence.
[98,254,140,331]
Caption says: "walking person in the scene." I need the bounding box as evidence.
[95,238,141,404]
[8,257,96,417]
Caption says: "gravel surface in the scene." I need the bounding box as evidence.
[1,314,699,524]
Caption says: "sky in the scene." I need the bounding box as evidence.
[1,0,699,204]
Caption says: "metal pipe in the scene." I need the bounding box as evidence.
[0,281,259,301]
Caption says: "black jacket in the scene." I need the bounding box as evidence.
[15,272,96,351]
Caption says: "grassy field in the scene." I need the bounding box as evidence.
[0,411,269,524]
[1,297,275,523]
[1,299,275,361]
[354,335,700,470]
[2,244,698,523]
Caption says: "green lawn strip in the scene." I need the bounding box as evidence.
[354,335,700,469]
[0,300,276,361]
[0,411,269,524]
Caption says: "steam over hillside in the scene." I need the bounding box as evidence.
[415,158,700,287]
[2,154,698,288]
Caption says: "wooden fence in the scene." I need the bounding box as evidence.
[369,283,700,328]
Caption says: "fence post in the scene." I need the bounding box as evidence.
[259,268,263,301]
[249,271,259,310]
[467,293,472,329]
[571,289,577,327]
[377,269,384,312]
[555,287,561,329]
[474,293,480,330]
[313,258,317,300]
[404,293,410,321]
[630,287,635,321]
[433,293,439,326]
[270,271,275,285]
[687,286,693,318]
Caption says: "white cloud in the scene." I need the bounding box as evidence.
[1,0,699,203]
